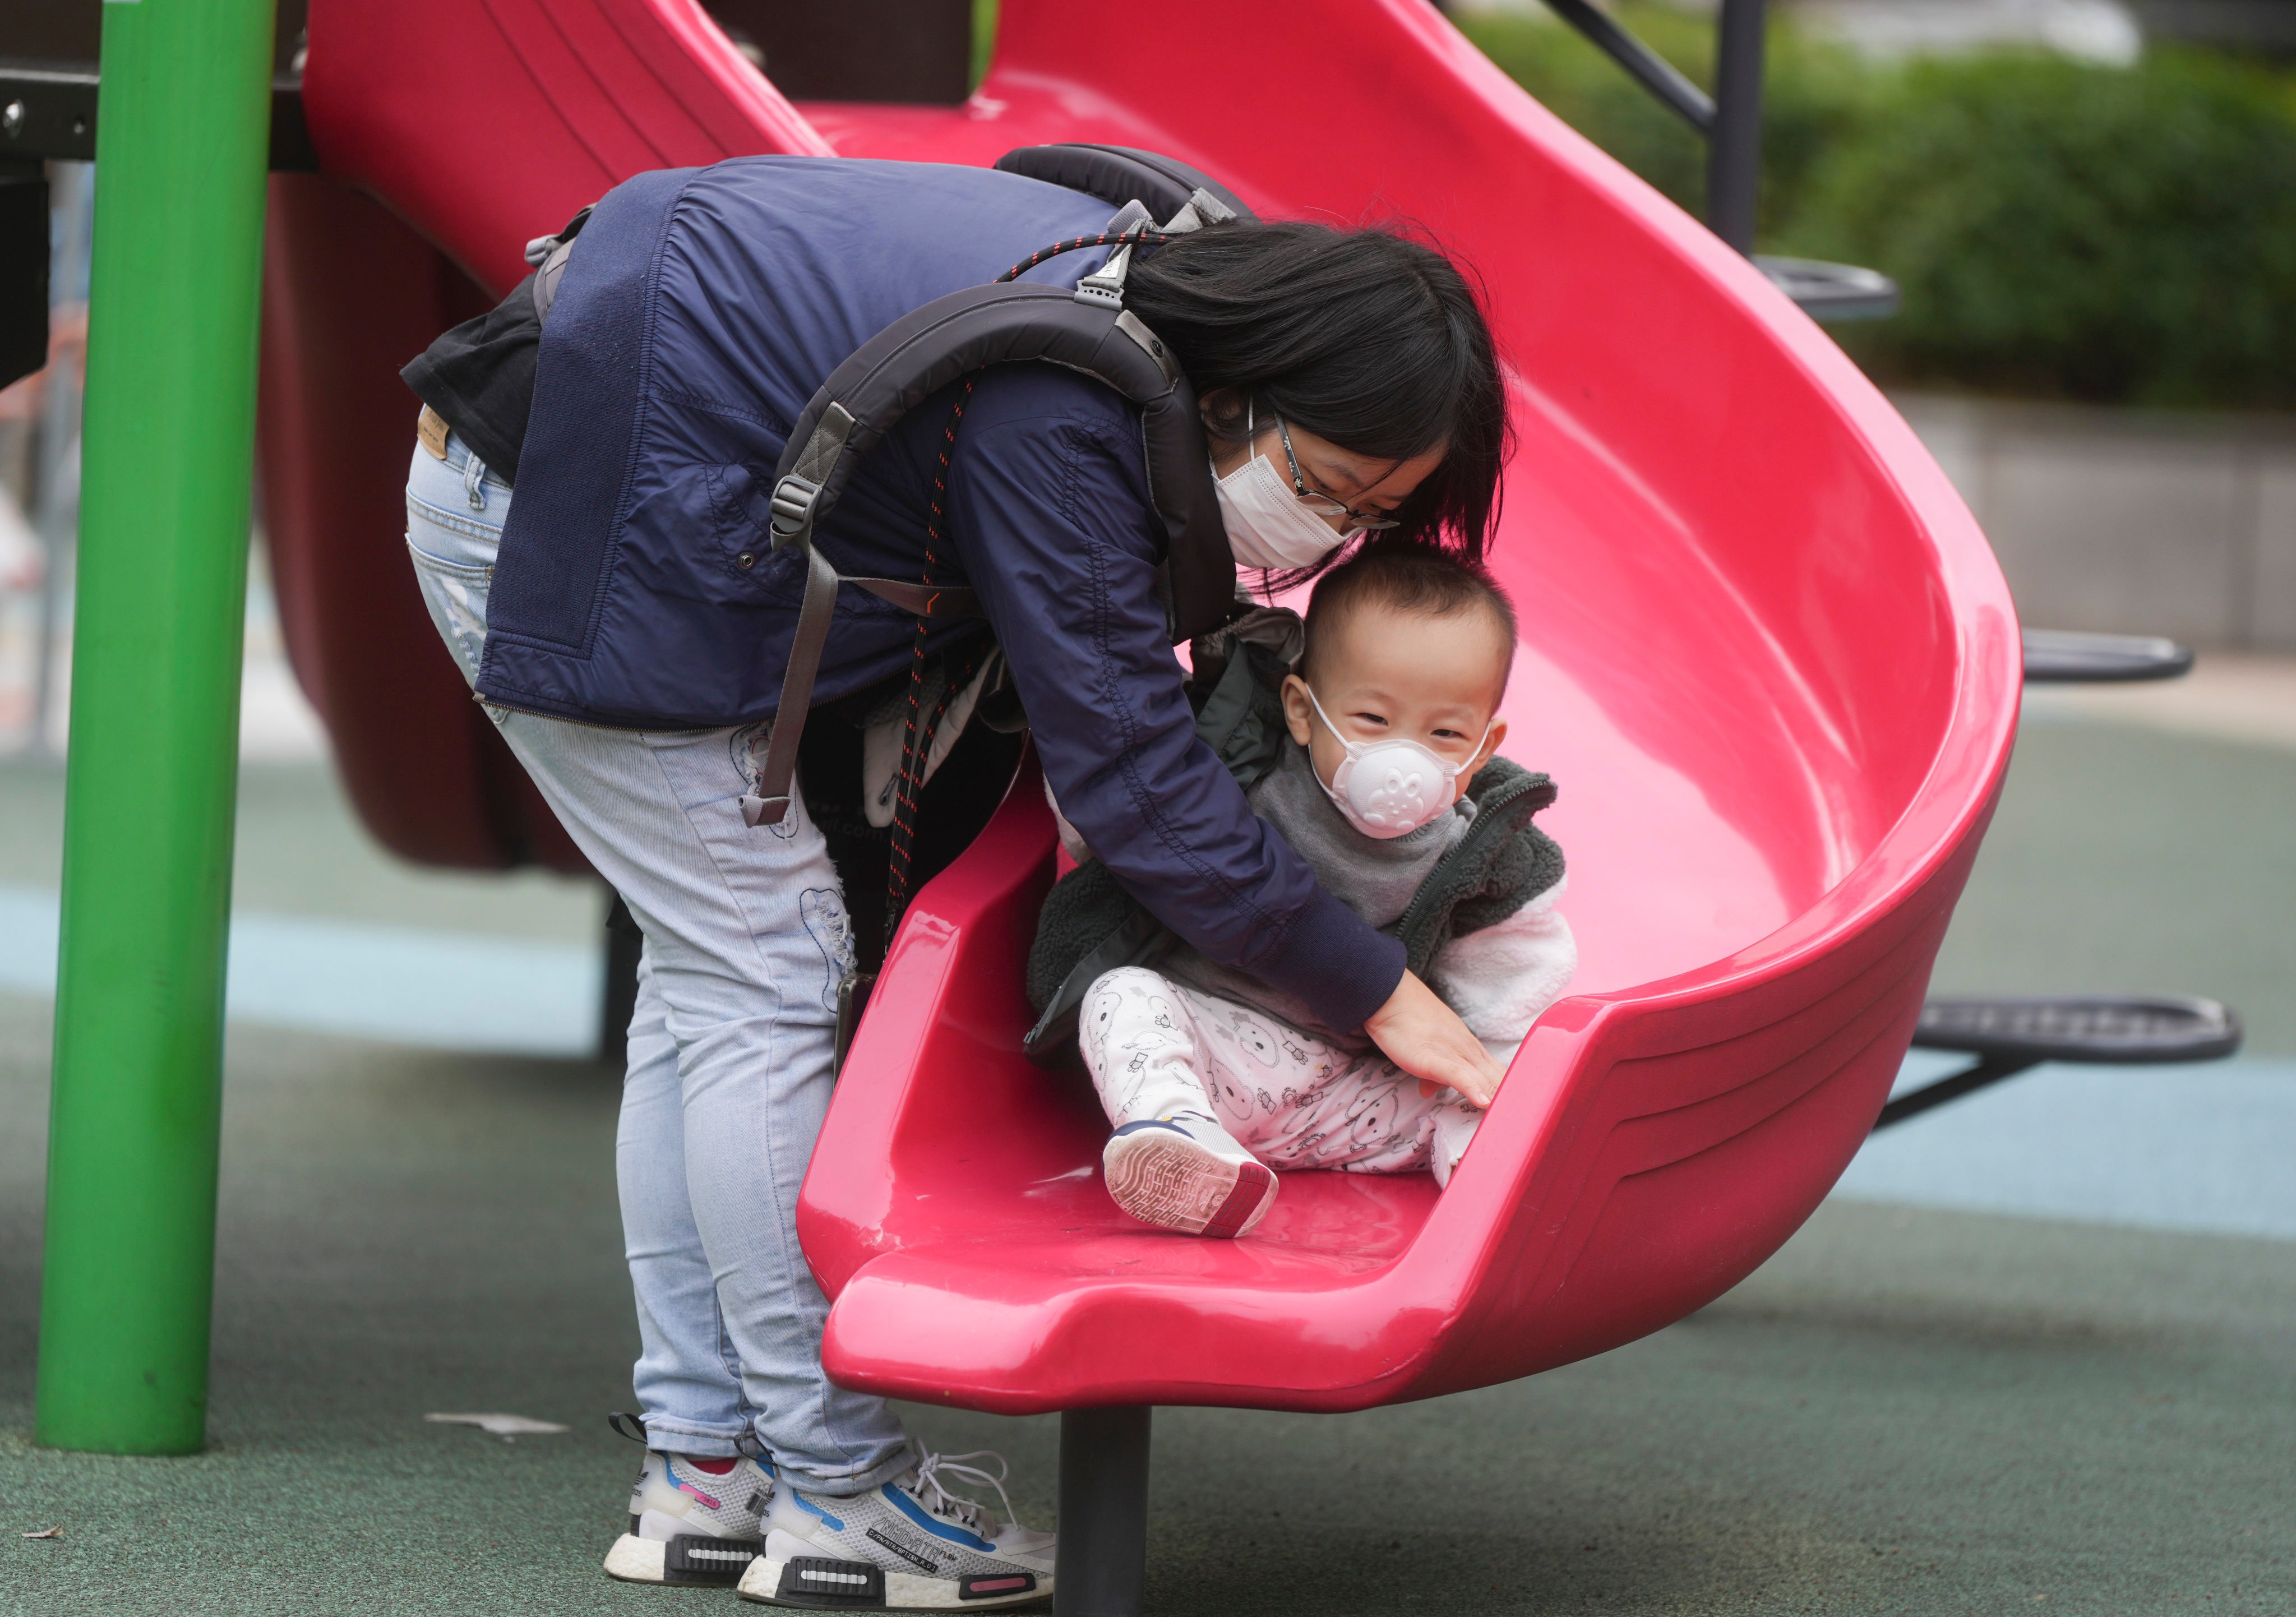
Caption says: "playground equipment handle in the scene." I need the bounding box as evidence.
[35,0,278,1455]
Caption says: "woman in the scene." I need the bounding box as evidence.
[400,154,1508,1606]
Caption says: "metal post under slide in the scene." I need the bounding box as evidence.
[1055,1406,1153,1617]
[1706,0,1768,253]
[35,0,278,1455]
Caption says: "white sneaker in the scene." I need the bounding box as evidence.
[603,1448,777,1587]
[737,1451,1054,1609]
[1102,1112,1277,1237]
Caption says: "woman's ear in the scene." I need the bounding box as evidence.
[1198,386,1241,440]
[1279,674,1316,748]
[1201,388,1252,479]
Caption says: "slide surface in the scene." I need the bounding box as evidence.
[268,0,2019,1410]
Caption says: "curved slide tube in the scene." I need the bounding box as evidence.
[261,0,2018,1408]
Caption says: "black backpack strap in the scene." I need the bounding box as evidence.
[742,278,1230,828]
[739,147,1256,832]
[995,144,1250,233]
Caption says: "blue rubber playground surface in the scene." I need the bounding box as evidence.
[2,689,2291,1614]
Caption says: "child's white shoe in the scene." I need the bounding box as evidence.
[1102,1112,1277,1237]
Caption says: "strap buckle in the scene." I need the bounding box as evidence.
[770,475,821,543]
[1073,219,1149,309]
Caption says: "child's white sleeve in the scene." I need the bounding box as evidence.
[1427,875,1577,1053]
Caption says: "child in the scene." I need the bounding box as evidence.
[1046,540,1576,1237]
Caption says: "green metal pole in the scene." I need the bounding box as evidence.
[35,0,277,1456]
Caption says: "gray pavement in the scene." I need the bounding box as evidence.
[1,699,2292,1613]
[1,993,2289,1615]
[1925,705,2296,1055]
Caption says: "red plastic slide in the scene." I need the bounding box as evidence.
[266,0,2017,1409]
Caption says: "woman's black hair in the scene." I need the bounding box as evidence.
[1124,219,1510,569]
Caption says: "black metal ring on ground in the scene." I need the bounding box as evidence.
[1875,995,2246,1131]
[2022,627,2196,683]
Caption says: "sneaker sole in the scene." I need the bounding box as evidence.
[1103,1130,1276,1237]
[737,1553,1048,1609]
[605,1530,761,1587]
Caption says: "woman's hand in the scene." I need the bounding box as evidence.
[1364,970,1507,1108]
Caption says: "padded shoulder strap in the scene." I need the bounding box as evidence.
[775,279,1234,637]
[741,154,1258,831]
[995,144,1255,230]
[773,282,1191,544]
[741,279,1240,829]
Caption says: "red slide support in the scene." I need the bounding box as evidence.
[264,0,2017,1409]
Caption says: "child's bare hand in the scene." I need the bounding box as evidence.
[1363,971,1506,1108]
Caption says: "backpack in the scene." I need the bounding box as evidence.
[732,144,1259,832]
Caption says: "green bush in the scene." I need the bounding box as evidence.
[1789,52,2296,408]
[1457,8,1870,238]
[1458,11,2296,410]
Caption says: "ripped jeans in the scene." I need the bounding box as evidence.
[404,429,913,1494]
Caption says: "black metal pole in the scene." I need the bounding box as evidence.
[1870,1056,2041,1131]
[1706,0,1767,255]
[1054,1406,1152,1617]
[1542,0,1715,135]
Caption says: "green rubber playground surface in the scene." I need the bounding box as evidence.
[2,709,2292,1615]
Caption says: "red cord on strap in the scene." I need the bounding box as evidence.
[996,230,1175,284]
[884,376,981,932]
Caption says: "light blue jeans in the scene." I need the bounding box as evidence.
[404,430,914,1494]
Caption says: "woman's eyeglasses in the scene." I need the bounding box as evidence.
[1271,414,1403,532]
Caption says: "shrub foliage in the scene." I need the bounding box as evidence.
[1458,11,2296,410]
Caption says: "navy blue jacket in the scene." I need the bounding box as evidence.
[481,157,1403,1031]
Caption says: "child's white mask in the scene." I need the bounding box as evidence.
[1212,402,1357,571]
[1302,685,1490,839]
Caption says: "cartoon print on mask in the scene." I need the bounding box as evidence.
[798,889,856,1013]
[729,721,796,839]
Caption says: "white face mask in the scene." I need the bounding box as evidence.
[1212,404,1358,571]
[1302,684,1490,840]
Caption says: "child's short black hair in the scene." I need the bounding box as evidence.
[1300,539,1518,692]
